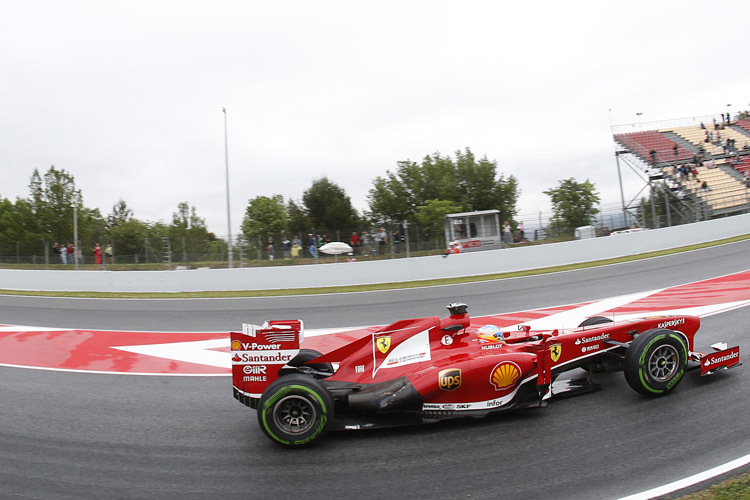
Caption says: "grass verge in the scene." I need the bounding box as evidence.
[0,234,748,299]
[676,470,750,499]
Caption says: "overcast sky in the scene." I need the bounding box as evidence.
[2,1,749,236]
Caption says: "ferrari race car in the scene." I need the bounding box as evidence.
[231,303,741,447]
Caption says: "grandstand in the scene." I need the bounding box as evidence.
[612,113,750,225]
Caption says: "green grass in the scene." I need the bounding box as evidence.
[0,233,747,298]
[676,470,750,499]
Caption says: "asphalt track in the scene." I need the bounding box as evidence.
[0,240,749,500]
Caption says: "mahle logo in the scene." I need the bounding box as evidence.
[438,368,462,391]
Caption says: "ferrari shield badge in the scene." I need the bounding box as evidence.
[376,336,392,354]
[550,344,562,363]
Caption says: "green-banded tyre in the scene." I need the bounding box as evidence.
[257,373,333,447]
[624,329,688,396]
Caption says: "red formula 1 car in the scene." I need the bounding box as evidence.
[231,303,741,447]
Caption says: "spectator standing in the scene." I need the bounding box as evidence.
[518,222,525,242]
[349,232,360,255]
[53,243,61,263]
[266,237,275,261]
[66,243,74,264]
[105,244,113,264]
[282,237,291,259]
[59,244,67,264]
[376,228,387,255]
[308,234,317,258]
[291,236,301,258]
[360,231,372,256]
[502,222,512,244]
[94,243,102,265]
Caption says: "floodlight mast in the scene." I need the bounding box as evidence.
[223,107,233,268]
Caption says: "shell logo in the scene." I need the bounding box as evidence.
[231,340,242,351]
[490,361,521,391]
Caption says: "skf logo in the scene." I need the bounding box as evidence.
[490,362,521,391]
[376,336,392,354]
[549,344,562,363]
[438,368,462,391]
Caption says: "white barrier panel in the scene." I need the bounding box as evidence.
[1,214,748,293]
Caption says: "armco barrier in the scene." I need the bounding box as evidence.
[1,214,748,293]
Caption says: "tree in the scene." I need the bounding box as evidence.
[368,148,519,225]
[168,202,219,261]
[27,165,83,242]
[108,199,134,228]
[241,194,288,239]
[286,199,312,238]
[415,199,462,241]
[543,178,600,234]
[302,177,359,234]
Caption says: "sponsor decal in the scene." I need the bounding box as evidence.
[490,361,521,391]
[549,344,562,362]
[354,364,365,373]
[481,343,504,351]
[374,330,431,375]
[581,345,600,353]
[242,365,267,375]
[242,375,267,382]
[574,333,610,345]
[376,336,392,354]
[704,350,739,366]
[236,342,281,351]
[232,351,295,364]
[658,318,686,329]
[438,368,462,391]
[231,339,242,351]
[441,335,453,346]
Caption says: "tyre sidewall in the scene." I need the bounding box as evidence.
[257,374,332,447]
[625,329,687,396]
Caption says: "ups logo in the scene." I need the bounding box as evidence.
[438,368,462,391]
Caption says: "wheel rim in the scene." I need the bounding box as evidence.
[647,344,679,382]
[272,395,317,435]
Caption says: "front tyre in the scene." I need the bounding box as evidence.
[257,373,333,447]
[624,329,687,396]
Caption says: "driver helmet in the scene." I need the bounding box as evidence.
[477,324,505,343]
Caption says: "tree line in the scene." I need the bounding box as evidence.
[1,147,602,262]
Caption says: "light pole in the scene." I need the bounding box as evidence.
[223,107,233,268]
[73,203,79,270]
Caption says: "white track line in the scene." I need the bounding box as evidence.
[617,453,750,500]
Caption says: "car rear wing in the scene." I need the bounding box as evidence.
[693,343,741,376]
[231,320,303,406]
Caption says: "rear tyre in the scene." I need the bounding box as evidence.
[624,329,687,396]
[257,373,333,447]
[578,316,613,327]
[288,349,334,375]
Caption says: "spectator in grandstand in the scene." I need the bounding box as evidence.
[706,159,715,169]
[673,144,678,157]
[700,121,705,130]
[691,166,698,179]
[700,181,710,192]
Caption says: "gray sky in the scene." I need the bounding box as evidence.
[2,1,749,236]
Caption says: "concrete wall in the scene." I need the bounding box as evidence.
[2,214,748,293]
